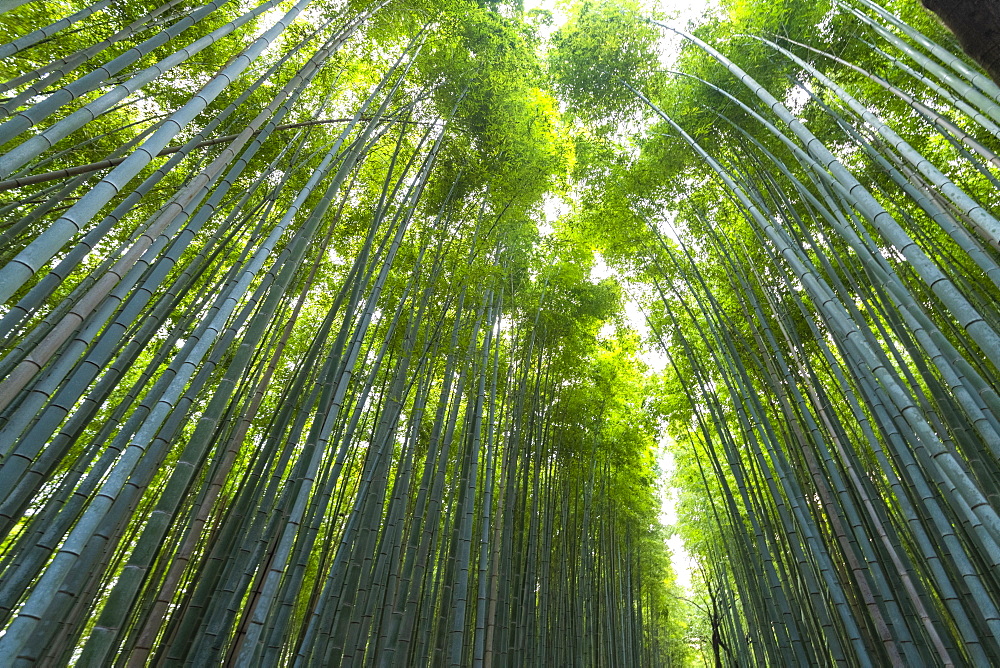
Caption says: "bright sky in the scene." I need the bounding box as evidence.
[528,0,715,593]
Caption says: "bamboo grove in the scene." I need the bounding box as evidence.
[3,0,1000,666]
[0,0,681,665]
[547,0,1000,664]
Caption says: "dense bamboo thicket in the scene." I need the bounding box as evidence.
[4,0,1000,666]
[548,0,1000,665]
[0,1,682,665]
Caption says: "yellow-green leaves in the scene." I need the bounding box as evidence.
[548,0,660,124]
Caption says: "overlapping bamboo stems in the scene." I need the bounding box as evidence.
[0,11,408,496]
[343,281,455,664]
[0,18,336,324]
[0,24,347,453]
[636,3,1000,661]
[756,36,1000,254]
[153,283,349,662]
[282,127,454,667]
[0,118,179,243]
[0,265,230,619]
[849,0,1000,102]
[427,300,495,665]
[75,127,368,667]
[371,249,471,663]
[729,167,961,663]
[122,186,352,665]
[642,217,803,664]
[656,111,908,664]
[0,129,329,531]
[472,287,504,667]
[809,104,1000,458]
[646,66,1000,550]
[776,35,1000,173]
[0,136,347,667]
[650,241,852,664]
[709,89,1000,471]
[133,262,346,661]
[374,284,470,662]
[0,190,274,569]
[0,0,342,303]
[181,126,442,668]
[0,115,428,194]
[655,24,1000,377]
[0,0,112,59]
[257,194,468,665]
[692,121,996,656]
[0,0,188,116]
[411,297,494,665]
[0,3,679,663]
[0,25,419,660]
[0,0,256,162]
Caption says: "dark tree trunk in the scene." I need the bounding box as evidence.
[922,0,1000,84]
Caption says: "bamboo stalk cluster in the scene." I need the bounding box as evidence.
[631,0,1000,664]
[0,1,678,665]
